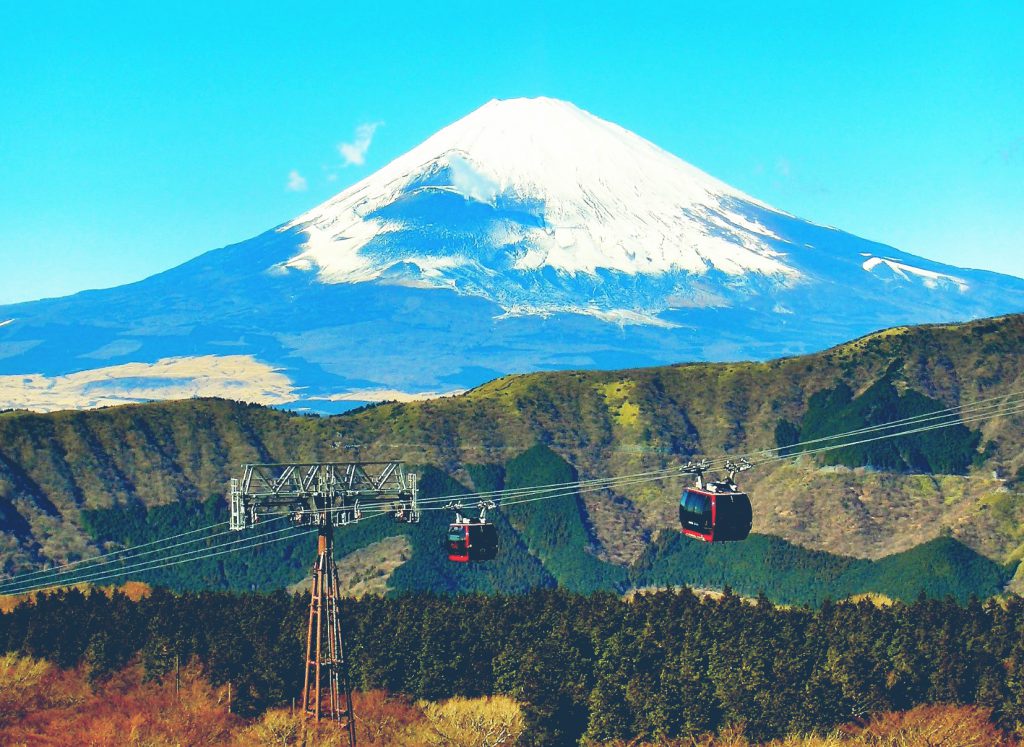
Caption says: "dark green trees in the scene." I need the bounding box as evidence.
[3,586,1024,742]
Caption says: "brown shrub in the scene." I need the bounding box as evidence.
[594,704,1018,746]
[352,690,426,745]
[0,662,240,747]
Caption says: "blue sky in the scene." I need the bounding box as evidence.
[1,1,1021,305]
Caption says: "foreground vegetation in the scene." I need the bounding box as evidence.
[0,654,525,746]
[2,586,1024,744]
[1,653,1017,746]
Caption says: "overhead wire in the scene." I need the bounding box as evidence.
[6,508,400,598]
[758,398,1024,467]
[737,389,1024,464]
[409,465,684,509]
[298,392,1024,517]
[413,392,1024,513]
[8,527,322,597]
[0,519,230,588]
[3,522,308,596]
[6,389,1022,597]
[0,518,228,590]
[0,519,276,593]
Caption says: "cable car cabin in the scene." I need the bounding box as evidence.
[447,520,498,562]
[679,487,752,542]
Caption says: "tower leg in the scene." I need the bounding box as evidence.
[301,519,356,746]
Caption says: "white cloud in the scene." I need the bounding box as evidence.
[286,169,308,192]
[338,122,382,166]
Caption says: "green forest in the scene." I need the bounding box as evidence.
[3,313,1024,593]
[3,586,1024,744]
[775,365,983,473]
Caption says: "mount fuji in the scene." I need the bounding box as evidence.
[2,97,1023,412]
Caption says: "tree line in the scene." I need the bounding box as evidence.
[2,586,1024,744]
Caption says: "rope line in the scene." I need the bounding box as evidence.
[6,511,396,597]
[6,528,320,597]
[0,518,287,593]
[0,520,230,587]
[5,390,1022,597]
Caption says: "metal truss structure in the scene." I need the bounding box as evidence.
[230,461,419,747]
[230,461,418,530]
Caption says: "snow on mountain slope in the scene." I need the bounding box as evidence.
[281,97,800,316]
[861,254,969,291]
[1,96,1023,412]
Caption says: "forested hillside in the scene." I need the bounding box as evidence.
[3,587,1024,744]
[1,314,1024,598]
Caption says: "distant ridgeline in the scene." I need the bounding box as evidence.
[76,443,1014,605]
[775,365,985,474]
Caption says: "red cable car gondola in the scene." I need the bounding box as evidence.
[678,459,753,542]
[447,520,499,562]
[446,501,498,562]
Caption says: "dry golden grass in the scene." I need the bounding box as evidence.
[413,695,525,746]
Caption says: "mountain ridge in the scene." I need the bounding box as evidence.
[1,312,1022,598]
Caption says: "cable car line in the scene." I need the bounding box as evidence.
[411,470,681,509]
[0,519,232,587]
[2,521,316,596]
[5,390,1022,588]
[0,518,286,593]
[401,390,1021,515]
[6,508,409,598]
[734,390,1024,465]
[408,464,688,507]
[754,398,1024,468]
[0,489,439,592]
[423,470,691,512]
[2,523,303,596]
[676,397,1024,543]
[13,394,1024,586]
[8,526,325,598]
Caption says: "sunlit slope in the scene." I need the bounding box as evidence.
[0,313,1022,597]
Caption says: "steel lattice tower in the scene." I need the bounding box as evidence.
[303,519,356,743]
[230,461,419,747]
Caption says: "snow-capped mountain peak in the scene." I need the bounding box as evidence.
[3,97,1024,413]
[281,97,800,315]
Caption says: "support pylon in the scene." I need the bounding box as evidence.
[302,519,356,746]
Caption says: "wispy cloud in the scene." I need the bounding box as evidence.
[286,169,308,192]
[338,122,382,167]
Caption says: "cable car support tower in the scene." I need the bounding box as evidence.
[230,461,419,746]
